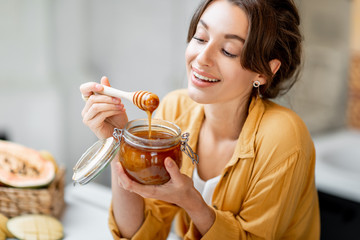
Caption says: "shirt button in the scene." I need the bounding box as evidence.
[223,171,228,178]
[213,205,218,210]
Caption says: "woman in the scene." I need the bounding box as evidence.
[80,0,320,239]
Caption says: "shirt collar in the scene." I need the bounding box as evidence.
[174,96,265,171]
[227,96,265,165]
[173,104,204,176]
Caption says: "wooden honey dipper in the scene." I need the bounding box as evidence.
[100,85,160,113]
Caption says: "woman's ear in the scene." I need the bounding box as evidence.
[269,59,281,75]
[255,59,282,86]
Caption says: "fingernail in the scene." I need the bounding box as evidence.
[166,158,173,168]
[113,98,120,104]
[114,104,121,109]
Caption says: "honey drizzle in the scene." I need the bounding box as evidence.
[146,110,152,138]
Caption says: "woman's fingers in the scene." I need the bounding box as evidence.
[115,158,187,201]
[84,109,123,128]
[80,78,128,139]
[164,157,182,183]
[83,99,124,119]
[100,76,111,86]
[115,162,145,193]
[79,82,103,98]
[81,94,125,126]
[81,94,123,117]
[80,77,122,118]
[115,162,138,193]
[80,76,109,100]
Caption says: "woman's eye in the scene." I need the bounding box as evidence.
[193,36,206,43]
[222,49,238,58]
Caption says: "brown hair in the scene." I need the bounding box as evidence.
[187,0,302,99]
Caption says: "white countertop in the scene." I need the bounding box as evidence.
[314,129,360,203]
[61,182,179,240]
[61,182,113,240]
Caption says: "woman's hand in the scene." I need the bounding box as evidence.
[115,157,194,206]
[114,157,216,235]
[80,76,129,139]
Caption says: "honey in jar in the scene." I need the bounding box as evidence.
[73,119,198,186]
[119,119,183,185]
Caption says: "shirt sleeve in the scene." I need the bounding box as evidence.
[109,198,180,240]
[183,151,317,239]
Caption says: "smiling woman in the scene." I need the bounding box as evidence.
[79,0,320,239]
[187,0,302,99]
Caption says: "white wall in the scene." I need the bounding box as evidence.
[0,1,66,163]
[0,0,201,186]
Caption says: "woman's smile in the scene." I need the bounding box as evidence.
[191,67,220,88]
[193,71,220,82]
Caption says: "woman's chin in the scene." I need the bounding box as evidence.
[187,87,212,104]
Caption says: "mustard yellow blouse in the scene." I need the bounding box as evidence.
[109,89,320,240]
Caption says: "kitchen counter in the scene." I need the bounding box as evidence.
[61,182,113,239]
[313,129,360,203]
[7,182,181,240]
[5,182,113,240]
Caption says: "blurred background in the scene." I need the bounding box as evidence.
[0,0,359,238]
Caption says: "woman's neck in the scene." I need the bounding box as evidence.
[202,96,250,141]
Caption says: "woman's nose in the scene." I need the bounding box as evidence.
[196,44,215,67]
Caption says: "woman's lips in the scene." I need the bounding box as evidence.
[192,67,219,81]
[190,71,220,88]
[190,67,220,88]
[193,71,220,82]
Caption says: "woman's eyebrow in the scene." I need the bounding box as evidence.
[224,34,245,43]
[199,19,245,43]
[199,19,209,29]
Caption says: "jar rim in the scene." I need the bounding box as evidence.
[123,118,182,149]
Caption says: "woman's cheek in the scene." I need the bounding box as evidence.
[185,43,194,67]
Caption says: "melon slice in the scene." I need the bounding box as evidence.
[39,150,58,173]
[0,213,14,238]
[0,140,55,188]
[7,214,63,240]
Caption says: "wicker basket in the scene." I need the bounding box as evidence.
[0,167,65,219]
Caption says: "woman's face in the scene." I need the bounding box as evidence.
[185,0,258,104]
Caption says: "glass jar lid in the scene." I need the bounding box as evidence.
[72,129,122,185]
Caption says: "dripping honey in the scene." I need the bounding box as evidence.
[144,94,159,138]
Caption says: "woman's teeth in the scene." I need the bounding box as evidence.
[193,71,219,82]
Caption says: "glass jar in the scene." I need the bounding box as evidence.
[72,119,198,185]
